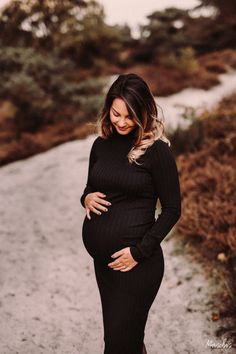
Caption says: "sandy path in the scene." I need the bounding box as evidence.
[157,69,236,130]
[0,134,234,354]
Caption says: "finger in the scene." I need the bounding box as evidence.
[120,266,132,272]
[89,205,102,216]
[113,265,127,271]
[92,201,109,213]
[90,201,110,214]
[108,258,123,267]
[95,192,107,198]
[86,208,91,220]
[111,250,124,259]
[95,197,112,207]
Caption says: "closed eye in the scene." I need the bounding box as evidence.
[112,109,133,119]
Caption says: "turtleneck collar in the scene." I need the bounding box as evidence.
[112,126,138,141]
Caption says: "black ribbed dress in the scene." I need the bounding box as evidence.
[80,127,181,354]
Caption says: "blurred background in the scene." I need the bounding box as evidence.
[0,0,235,352]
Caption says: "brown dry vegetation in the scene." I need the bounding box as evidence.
[121,63,219,97]
[126,49,236,96]
[175,93,236,252]
[173,92,236,322]
[0,120,96,165]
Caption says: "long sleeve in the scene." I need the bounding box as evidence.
[80,137,98,208]
[129,139,181,262]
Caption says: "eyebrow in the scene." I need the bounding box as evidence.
[112,107,131,118]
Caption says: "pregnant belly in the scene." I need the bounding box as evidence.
[82,204,154,263]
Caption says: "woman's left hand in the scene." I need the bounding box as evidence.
[108,247,138,272]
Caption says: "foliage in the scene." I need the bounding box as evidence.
[0,0,133,68]
[159,46,199,73]
[0,0,235,70]
[134,2,236,63]
[173,93,236,251]
[136,7,190,62]
[190,0,236,52]
[0,46,107,137]
[196,0,236,17]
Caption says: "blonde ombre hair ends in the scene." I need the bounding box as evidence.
[95,73,170,165]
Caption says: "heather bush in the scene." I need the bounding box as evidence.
[174,94,236,251]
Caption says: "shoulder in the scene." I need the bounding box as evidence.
[93,135,104,144]
[148,138,173,155]
[91,135,105,149]
[146,138,176,166]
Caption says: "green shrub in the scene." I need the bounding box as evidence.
[0,46,107,137]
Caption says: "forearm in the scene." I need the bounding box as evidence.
[130,204,181,262]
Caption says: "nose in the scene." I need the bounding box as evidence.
[117,117,127,127]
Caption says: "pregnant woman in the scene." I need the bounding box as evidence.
[80,73,181,354]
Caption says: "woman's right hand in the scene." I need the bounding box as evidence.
[84,192,112,220]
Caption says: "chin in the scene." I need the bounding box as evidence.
[119,130,129,134]
[117,128,133,134]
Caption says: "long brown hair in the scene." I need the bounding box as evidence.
[95,73,170,165]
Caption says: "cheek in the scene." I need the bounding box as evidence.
[110,113,119,124]
[127,120,136,128]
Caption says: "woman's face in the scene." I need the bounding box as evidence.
[110,98,137,135]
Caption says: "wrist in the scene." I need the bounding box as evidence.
[130,246,145,262]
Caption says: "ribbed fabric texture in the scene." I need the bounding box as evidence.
[80,128,181,354]
[80,128,181,263]
[93,247,164,354]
